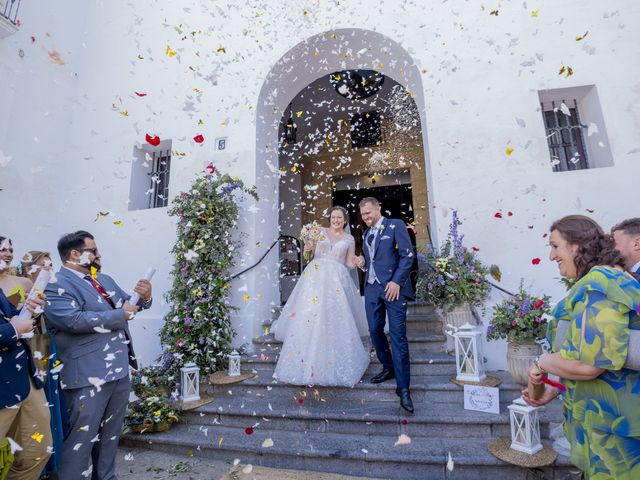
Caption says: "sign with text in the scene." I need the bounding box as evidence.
[463,384,500,414]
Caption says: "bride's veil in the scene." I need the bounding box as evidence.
[341,210,362,293]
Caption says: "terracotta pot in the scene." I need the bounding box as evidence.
[442,304,475,353]
[507,341,542,385]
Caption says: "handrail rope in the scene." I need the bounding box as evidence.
[228,235,301,280]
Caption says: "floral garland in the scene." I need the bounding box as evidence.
[159,168,258,375]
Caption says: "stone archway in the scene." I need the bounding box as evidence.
[254,28,435,307]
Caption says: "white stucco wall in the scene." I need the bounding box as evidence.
[1,1,639,369]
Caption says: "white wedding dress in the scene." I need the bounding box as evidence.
[272,228,370,386]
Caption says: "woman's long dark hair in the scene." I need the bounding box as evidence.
[328,205,349,229]
[550,215,624,279]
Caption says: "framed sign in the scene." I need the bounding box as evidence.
[463,385,500,414]
[215,137,227,151]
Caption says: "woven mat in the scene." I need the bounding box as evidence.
[488,437,557,467]
[178,393,214,412]
[222,464,371,480]
[209,371,257,385]
[449,375,502,388]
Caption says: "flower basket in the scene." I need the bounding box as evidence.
[125,395,180,434]
[128,419,172,434]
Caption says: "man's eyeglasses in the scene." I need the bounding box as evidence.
[81,248,99,255]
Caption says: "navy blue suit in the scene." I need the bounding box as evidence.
[0,289,43,409]
[362,217,414,389]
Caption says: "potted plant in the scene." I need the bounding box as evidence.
[486,283,551,384]
[125,395,180,433]
[131,353,179,399]
[415,211,490,351]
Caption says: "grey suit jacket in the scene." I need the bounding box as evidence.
[44,268,146,390]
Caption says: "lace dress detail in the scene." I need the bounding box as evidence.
[272,229,370,386]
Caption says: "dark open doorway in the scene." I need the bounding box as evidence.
[332,182,419,293]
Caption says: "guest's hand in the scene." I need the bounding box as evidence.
[10,315,34,335]
[528,363,544,385]
[521,384,558,407]
[123,301,140,320]
[384,281,401,302]
[133,279,152,302]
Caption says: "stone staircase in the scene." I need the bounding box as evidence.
[121,303,572,479]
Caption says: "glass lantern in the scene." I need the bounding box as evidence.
[228,350,241,377]
[508,398,543,455]
[453,323,486,383]
[180,362,200,402]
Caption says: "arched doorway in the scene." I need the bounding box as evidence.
[255,29,434,305]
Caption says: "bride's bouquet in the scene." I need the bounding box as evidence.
[300,221,325,261]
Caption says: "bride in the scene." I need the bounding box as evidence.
[272,206,370,387]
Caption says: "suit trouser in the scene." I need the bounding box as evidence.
[59,376,129,480]
[0,378,52,480]
[364,282,411,389]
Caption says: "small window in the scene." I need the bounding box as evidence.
[350,111,382,149]
[129,140,172,210]
[538,86,613,172]
[541,100,589,172]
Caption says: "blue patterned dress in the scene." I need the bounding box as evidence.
[547,266,640,479]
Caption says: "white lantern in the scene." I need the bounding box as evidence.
[228,350,241,377]
[180,362,200,402]
[508,398,543,455]
[453,323,486,383]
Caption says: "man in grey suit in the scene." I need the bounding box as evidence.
[44,231,152,480]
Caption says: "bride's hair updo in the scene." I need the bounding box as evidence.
[328,206,349,229]
[550,215,624,279]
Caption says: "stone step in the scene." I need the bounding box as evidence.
[253,333,447,355]
[205,372,525,405]
[181,395,562,440]
[244,353,457,376]
[121,423,572,480]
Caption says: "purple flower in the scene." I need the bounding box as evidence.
[487,325,494,335]
[520,297,531,317]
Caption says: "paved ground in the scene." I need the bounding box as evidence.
[116,447,371,480]
[116,447,232,480]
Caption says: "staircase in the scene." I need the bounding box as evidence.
[121,303,572,479]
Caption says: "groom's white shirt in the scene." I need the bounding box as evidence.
[366,216,385,284]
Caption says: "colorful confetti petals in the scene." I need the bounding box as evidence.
[145,134,160,146]
[531,258,541,265]
[193,134,204,143]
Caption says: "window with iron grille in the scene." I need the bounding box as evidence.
[538,86,613,172]
[541,100,589,172]
[129,140,172,210]
[148,149,171,208]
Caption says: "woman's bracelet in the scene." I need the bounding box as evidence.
[533,355,547,375]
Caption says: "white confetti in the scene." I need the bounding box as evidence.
[394,434,412,446]
[261,438,274,448]
[88,377,106,392]
[447,451,454,471]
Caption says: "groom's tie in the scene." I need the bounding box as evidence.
[367,232,374,246]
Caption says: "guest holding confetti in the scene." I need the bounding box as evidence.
[523,215,640,479]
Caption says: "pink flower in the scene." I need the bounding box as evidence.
[533,299,544,309]
[511,319,518,327]
[176,339,185,347]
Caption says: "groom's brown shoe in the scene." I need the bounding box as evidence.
[370,369,395,384]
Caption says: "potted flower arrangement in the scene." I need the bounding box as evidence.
[487,283,551,384]
[131,353,179,399]
[125,395,180,433]
[415,211,490,351]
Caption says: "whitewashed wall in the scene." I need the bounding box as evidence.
[1,1,639,369]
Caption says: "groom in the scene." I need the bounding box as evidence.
[355,197,414,413]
